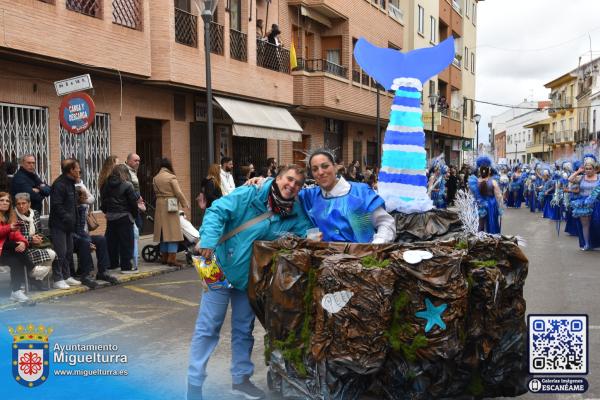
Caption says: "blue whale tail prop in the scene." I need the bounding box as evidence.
[353,37,455,213]
[353,36,455,89]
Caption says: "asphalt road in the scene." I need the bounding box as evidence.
[1,207,598,399]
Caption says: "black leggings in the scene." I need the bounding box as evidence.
[0,241,34,291]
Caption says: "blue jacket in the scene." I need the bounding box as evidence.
[200,179,313,290]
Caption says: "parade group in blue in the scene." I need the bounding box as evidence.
[426,150,600,251]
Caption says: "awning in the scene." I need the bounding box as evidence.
[214,96,303,142]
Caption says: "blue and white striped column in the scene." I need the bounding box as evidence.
[377,77,433,213]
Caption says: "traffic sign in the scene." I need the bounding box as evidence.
[59,92,96,135]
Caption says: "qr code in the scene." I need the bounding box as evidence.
[528,315,588,374]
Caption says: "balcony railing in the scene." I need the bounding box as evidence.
[551,97,574,110]
[230,29,247,61]
[440,108,449,117]
[210,22,224,55]
[112,0,142,30]
[452,56,462,68]
[388,3,404,23]
[450,109,461,120]
[66,0,102,18]
[257,40,290,74]
[175,8,197,47]
[295,58,347,79]
[452,0,461,13]
[352,68,361,83]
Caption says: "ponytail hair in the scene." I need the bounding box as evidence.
[478,166,491,196]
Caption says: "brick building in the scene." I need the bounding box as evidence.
[0,0,479,227]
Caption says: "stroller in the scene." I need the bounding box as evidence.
[141,204,199,266]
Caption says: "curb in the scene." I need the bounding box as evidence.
[1,264,193,310]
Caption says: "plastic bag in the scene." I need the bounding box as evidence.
[192,255,232,290]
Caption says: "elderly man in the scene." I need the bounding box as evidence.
[49,159,82,290]
[187,164,313,400]
[11,154,51,214]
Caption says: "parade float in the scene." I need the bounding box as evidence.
[247,37,529,399]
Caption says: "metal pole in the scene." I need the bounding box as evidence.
[475,122,479,156]
[202,10,215,166]
[376,84,380,170]
[430,103,435,162]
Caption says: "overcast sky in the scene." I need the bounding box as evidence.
[476,0,600,143]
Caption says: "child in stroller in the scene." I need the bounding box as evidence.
[141,204,199,266]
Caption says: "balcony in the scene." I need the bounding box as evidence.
[210,22,224,55]
[175,8,197,47]
[452,56,462,68]
[230,29,247,61]
[257,40,291,74]
[550,97,574,113]
[388,3,404,24]
[296,58,347,79]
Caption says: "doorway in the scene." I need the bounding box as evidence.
[136,117,163,234]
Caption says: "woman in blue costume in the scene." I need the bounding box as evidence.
[568,154,600,250]
[564,161,580,236]
[542,170,560,220]
[529,165,543,213]
[468,156,504,234]
[300,150,397,243]
[506,165,524,208]
[428,164,447,209]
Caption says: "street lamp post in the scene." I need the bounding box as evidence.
[428,93,438,163]
[473,114,481,156]
[199,0,219,165]
[376,83,381,170]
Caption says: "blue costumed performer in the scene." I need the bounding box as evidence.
[468,155,504,234]
[569,154,600,250]
[564,161,580,236]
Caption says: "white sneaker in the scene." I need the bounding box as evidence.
[53,280,70,290]
[10,290,29,303]
[65,277,81,286]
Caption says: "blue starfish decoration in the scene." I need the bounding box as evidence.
[415,298,447,333]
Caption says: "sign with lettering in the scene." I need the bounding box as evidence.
[59,92,96,135]
[54,74,93,96]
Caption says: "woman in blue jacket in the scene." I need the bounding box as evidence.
[187,165,313,400]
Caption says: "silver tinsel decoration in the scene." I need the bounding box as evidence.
[454,189,482,239]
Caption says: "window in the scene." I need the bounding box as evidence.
[388,0,403,22]
[465,0,469,17]
[229,0,241,31]
[471,52,475,73]
[417,5,424,35]
[1,104,51,214]
[379,0,386,10]
[464,46,468,69]
[430,16,436,43]
[472,1,476,24]
[66,0,102,18]
[112,0,142,30]
[60,113,111,212]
